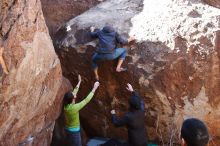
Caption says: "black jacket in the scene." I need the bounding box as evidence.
[90,26,128,54]
[112,92,148,146]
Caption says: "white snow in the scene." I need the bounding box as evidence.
[130,0,220,51]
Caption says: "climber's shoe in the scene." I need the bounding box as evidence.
[116,67,127,72]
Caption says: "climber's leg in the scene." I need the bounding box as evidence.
[91,48,127,79]
[114,48,127,72]
[0,47,9,74]
[65,130,82,146]
[92,53,102,80]
[94,68,99,81]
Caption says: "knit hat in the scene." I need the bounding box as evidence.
[102,26,115,33]
[64,92,73,99]
[64,92,74,105]
[129,93,141,110]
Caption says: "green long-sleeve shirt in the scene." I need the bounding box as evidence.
[64,88,94,129]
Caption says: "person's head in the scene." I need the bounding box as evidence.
[128,93,141,111]
[102,26,115,33]
[181,118,209,146]
[64,92,75,105]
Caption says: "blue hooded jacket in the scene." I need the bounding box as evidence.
[90,26,128,54]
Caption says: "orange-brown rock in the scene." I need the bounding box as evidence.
[0,0,71,145]
[203,0,220,8]
[40,0,102,37]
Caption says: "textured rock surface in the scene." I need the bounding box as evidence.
[203,0,220,8]
[0,0,71,145]
[40,0,102,37]
[55,0,220,145]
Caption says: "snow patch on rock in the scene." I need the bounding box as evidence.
[130,0,220,52]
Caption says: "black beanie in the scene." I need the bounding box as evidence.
[181,118,209,146]
[102,26,115,33]
[64,92,73,99]
[64,92,74,105]
[129,94,141,110]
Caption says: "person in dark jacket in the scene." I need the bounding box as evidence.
[90,26,134,80]
[111,83,147,146]
[180,118,209,146]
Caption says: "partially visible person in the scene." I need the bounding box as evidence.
[111,83,147,146]
[90,26,135,80]
[181,118,209,146]
[0,40,9,74]
[64,75,100,146]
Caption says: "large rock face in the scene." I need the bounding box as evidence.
[55,0,220,145]
[0,0,71,145]
[40,0,102,37]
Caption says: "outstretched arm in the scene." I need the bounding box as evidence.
[116,33,128,45]
[90,26,99,38]
[111,110,129,127]
[0,47,9,74]
[72,74,82,98]
[74,81,100,111]
[127,36,135,43]
[116,33,135,45]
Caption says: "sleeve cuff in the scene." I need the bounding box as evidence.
[72,87,79,94]
[90,91,95,95]
[132,91,136,95]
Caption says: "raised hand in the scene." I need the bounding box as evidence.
[111,110,116,114]
[66,25,71,32]
[126,83,134,92]
[92,81,100,93]
[90,26,95,32]
[128,36,135,43]
[78,74,81,82]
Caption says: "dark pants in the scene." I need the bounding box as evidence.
[92,48,127,69]
[65,130,81,146]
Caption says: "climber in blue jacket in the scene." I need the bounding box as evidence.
[90,26,135,80]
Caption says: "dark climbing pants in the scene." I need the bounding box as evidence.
[65,130,82,146]
[92,48,127,69]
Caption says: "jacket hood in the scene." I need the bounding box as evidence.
[129,94,141,110]
[102,26,115,33]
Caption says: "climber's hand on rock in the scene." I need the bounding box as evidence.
[92,81,100,93]
[126,83,134,92]
[128,36,135,43]
[90,26,95,32]
[66,25,71,32]
[111,110,116,114]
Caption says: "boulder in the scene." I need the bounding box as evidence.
[0,0,71,145]
[55,0,220,145]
